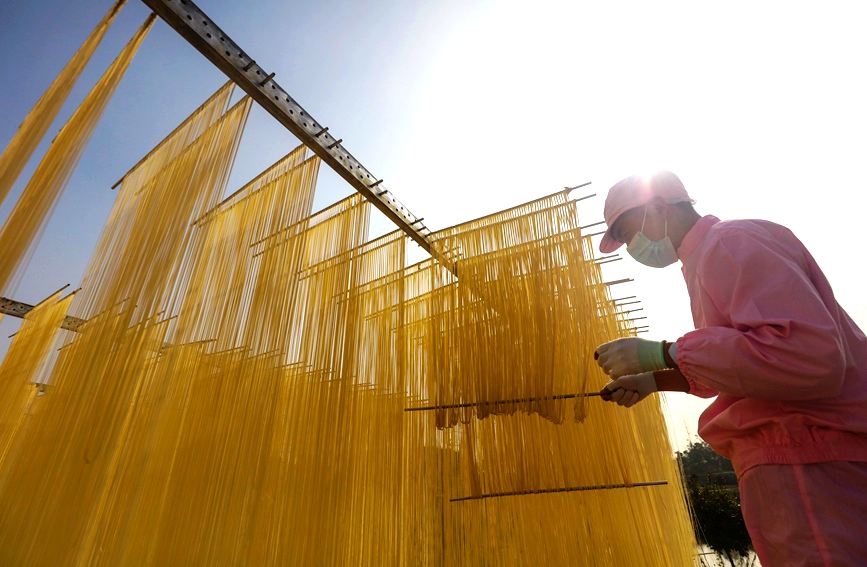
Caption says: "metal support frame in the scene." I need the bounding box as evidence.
[1,3,636,338]
[139,0,434,254]
[0,297,85,332]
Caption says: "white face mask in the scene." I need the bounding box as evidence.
[627,205,679,268]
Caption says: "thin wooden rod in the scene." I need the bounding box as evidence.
[405,391,606,412]
[111,82,235,189]
[564,182,593,193]
[32,283,72,309]
[190,154,317,226]
[434,189,592,234]
[450,480,669,502]
[580,220,606,230]
[620,308,644,315]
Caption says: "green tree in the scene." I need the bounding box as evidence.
[678,440,737,487]
[689,483,755,567]
[678,441,756,567]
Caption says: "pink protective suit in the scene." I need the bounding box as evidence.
[740,461,867,566]
[674,215,867,565]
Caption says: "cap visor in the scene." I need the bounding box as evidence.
[599,231,623,254]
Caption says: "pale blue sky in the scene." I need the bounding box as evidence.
[2,0,866,449]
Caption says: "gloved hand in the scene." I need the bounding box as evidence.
[594,337,668,378]
[601,371,657,408]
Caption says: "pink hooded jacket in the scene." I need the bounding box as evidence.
[675,215,867,478]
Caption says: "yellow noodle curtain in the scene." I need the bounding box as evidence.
[0,21,699,567]
[0,12,154,295]
[0,80,251,567]
[0,0,126,208]
[0,290,74,467]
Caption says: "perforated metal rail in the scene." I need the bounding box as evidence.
[139,0,435,254]
[0,296,85,332]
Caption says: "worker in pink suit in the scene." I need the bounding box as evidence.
[593,171,867,566]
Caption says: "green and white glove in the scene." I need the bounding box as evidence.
[594,337,670,378]
[602,372,658,408]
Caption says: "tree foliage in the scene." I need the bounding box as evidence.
[678,440,737,487]
[678,441,755,567]
[688,483,754,566]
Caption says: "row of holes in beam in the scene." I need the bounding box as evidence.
[174,0,424,230]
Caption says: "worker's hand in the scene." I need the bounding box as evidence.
[594,337,668,378]
[602,372,657,408]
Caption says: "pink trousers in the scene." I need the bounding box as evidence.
[739,461,867,567]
